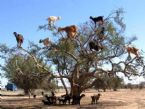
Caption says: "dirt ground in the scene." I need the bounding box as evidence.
[1,89,145,109]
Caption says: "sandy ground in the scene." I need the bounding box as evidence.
[1,89,145,109]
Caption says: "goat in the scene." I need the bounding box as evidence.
[13,32,24,48]
[89,41,103,51]
[42,99,51,105]
[91,93,101,104]
[57,97,66,104]
[72,94,85,105]
[57,94,72,104]
[96,27,105,40]
[58,25,77,39]
[41,91,44,96]
[39,38,51,46]
[90,16,104,27]
[42,98,56,105]
[47,16,61,26]
[125,46,139,58]
[44,94,57,105]
[33,94,36,99]
[61,94,72,104]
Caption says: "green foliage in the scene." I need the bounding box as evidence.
[94,74,124,91]
[3,54,53,94]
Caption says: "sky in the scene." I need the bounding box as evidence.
[0,0,145,87]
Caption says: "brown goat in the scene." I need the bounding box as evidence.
[125,46,139,58]
[39,38,51,46]
[13,32,24,48]
[58,25,77,38]
[91,93,101,104]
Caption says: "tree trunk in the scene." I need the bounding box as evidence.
[59,75,68,94]
[24,89,31,98]
[24,89,29,95]
[71,82,82,105]
[71,66,82,105]
[24,89,35,99]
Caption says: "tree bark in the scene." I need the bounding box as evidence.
[70,64,82,104]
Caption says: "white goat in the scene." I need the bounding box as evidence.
[47,16,61,25]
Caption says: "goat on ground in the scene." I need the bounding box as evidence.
[91,93,101,104]
[33,94,36,99]
[57,94,72,104]
[42,94,57,105]
[42,99,51,105]
[57,97,66,104]
[61,94,72,104]
[72,94,85,105]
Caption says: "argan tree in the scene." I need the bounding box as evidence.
[0,9,145,104]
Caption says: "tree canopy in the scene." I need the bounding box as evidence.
[0,9,145,100]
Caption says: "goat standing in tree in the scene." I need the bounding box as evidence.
[47,16,61,26]
[89,41,103,51]
[125,46,139,58]
[58,25,77,39]
[13,32,24,48]
[96,26,106,40]
[39,38,51,47]
[90,16,104,27]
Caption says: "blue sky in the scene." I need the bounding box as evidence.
[1,0,145,86]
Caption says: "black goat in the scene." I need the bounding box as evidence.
[33,94,36,99]
[72,94,85,105]
[57,94,72,104]
[61,94,72,104]
[41,91,44,96]
[42,99,51,105]
[57,97,66,104]
[89,41,99,51]
[90,16,104,27]
[89,41,103,51]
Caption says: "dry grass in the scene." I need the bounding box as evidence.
[1,89,145,109]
